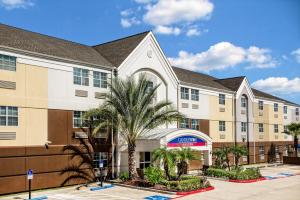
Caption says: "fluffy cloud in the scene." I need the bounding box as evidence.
[121,17,141,28]
[121,0,213,36]
[169,42,277,72]
[0,0,34,9]
[143,0,213,26]
[154,25,181,35]
[291,48,300,63]
[252,77,300,94]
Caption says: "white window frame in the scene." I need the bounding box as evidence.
[284,125,288,133]
[274,124,279,133]
[219,94,225,105]
[180,118,189,129]
[274,103,278,112]
[283,106,287,114]
[73,111,87,128]
[73,67,89,86]
[241,96,247,108]
[93,71,107,88]
[0,54,16,71]
[219,121,226,132]
[180,87,189,100]
[258,101,264,110]
[139,152,151,169]
[0,106,18,126]
[258,123,264,133]
[191,119,199,130]
[191,89,199,101]
[93,152,108,168]
[241,122,247,132]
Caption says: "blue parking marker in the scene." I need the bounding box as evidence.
[278,173,295,177]
[90,184,114,191]
[26,196,48,200]
[144,195,170,200]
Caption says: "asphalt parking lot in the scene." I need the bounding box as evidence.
[1,165,300,200]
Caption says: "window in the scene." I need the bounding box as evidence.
[241,96,247,108]
[191,119,199,130]
[93,71,107,88]
[93,152,108,168]
[180,118,189,128]
[219,94,225,105]
[0,54,16,71]
[180,87,189,100]
[241,122,247,132]
[284,125,288,133]
[146,81,154,93]
[139,152,151,169]
[73,111,86,128]
[274,103,278,112]
[0,106,18,126]
[219,121,226,132]
[296,108,299,116]
[258,101,264,110]
[191,89,199,101]
[258,123,264,133]
[259,146,265,156]
[274,124,279,133]
[73,68,89,86]
[283,106,287,114]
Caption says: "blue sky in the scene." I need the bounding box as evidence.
[0,0,299,104]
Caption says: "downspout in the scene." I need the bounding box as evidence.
[111,67,117,179]
[233,92,237,147]
[246,98,250,165]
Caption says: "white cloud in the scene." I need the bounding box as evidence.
[143,0,213,26]
[186,28,201,37]
[246,46,278,68]
[154,25,181,35]
[0,0,34,9]
[169,42,278,72]
[120,9,133,17]
[121,17,141,28]
[291,48,300,63]
[134,0,153,4]
[252,77,300,94]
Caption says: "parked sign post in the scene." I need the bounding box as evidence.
[27,169,33,199]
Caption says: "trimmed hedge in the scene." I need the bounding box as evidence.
[164,176,211,192]
[206,167,262,180]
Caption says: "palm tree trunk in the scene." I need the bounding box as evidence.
[164,162,170,180]
[128,142,137,180]
[294,136,298,157]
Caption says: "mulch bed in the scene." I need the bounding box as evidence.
[228,177,266,183]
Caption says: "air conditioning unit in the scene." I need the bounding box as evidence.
[296,117,299,121]
[192,104,199,109]
[220,134,226,139]
[74,132,88,138]
[219,107,225,112]
[275,135,279,140]
[260,155,265,160]
[259,135,264,139]
[241,110,246,115]
[181,103,189,108]
[276,154,280,159]
[284,116,288,119]
[242,156,248,162]
[274,114,278,118]
[284,135,288,139]
[0,132,16,140]
[259,111,263,116]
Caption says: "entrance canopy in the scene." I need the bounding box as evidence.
[139,128,213,165]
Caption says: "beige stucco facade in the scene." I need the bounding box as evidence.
[0,62,48,146]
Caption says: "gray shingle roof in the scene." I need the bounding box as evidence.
[93,31,150,67]
[215,76,245,91]
[172,66,231,91]
[0,23,113,67]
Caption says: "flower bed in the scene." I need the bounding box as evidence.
[205,167,263,182]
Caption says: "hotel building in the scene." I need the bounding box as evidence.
[0,24,299,194]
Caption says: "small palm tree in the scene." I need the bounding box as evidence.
[231,145,247,168]
[284,123,300,157]
[152,147,176,181]
[86,74,183,180]
[213,148,226,169]
[175,148,197,180]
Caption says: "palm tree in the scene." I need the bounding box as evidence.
[284,123,300,157]
[212,148,226,169]
[231,145,247,168]
[175,148,197,180]
[86,74,183,180]
[152,147,176,181]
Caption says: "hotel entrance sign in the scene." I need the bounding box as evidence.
[167,135,206,147]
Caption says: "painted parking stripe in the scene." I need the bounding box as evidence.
[26,196,48,200]
[90,184,114,191]
[144,195,170,200]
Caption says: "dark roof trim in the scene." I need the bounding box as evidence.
[179,81,234,94]
[0,45,114,71]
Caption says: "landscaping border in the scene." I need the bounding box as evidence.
[175,186,215,195]
[228,177,266,183]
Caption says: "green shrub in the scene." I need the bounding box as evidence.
[164,176,210,192]
[119,172,129,182]
[144,166,164,186]
[206,167,262,180]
